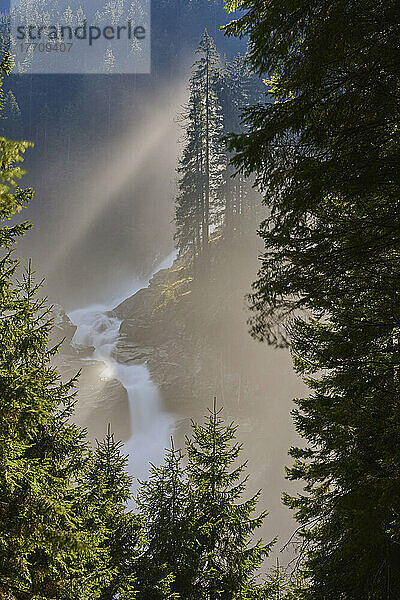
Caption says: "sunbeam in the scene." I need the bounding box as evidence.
[46,79,187,279]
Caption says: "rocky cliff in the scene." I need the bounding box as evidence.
[107,251,305,553]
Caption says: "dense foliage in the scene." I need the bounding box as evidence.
[186,403,272,599]
[224,0,400,598]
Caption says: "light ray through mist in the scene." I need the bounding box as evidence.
[46,80,187,280]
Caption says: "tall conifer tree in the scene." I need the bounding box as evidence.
[186,402,273,600]
[224,0,400,597]
[81,427,142,600]
[175,31,225,270]
[175,44,265,273]
[0,55,107,600]
[218,53,264,238]
[135,442,198,600]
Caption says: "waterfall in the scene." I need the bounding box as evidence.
[68,252,177,487]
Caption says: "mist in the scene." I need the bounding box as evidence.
[12,77,186,309]
[6,0,306,569]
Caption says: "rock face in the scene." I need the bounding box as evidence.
[51,306,131,443]
[51,304,95,358]
[112,264,211,414]
[51,304,78,353]
[110,253,306,556]
[111,258,300,423]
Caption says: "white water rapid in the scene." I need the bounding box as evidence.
[68,253,177,487]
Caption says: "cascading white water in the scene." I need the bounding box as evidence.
[68,253,176,486]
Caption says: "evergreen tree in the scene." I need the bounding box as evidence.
[137,407,272,600]
[0,55,107,599]
[5,91,21,121]
[224,0,400,597]
[81,427,142,600]
[0,166,103,598]
[175,30,225,269]
[218,53,264,239]
[259,562,306,600]
[175,44,266,276]
[186,401,273,600]
[103,48,116,73]
[194,31,225,249]
[135,440,198,600]
[175,86,205,265]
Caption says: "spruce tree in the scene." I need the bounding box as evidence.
[186,401,273,600]
[0,55,107,599]
[193,31,225,249]
[0,90,22,138]
[218,53,264,239]
[259,562,306,600]
[3,91,21,122]
[135,441,198,600]
[175,86,205,266]
[0,170,103,599]
[175,45,266,276]
[175,30,225,270]
[81,427,142,600]
[224,0,400,597]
